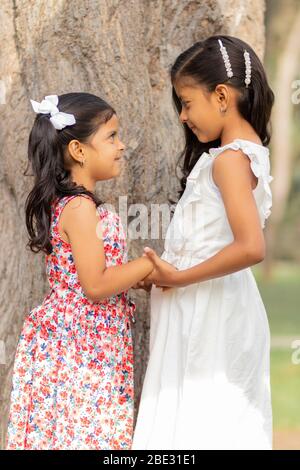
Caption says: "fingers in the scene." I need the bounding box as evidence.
[132,280,170,292]
[143,247,160,265]
[131,280,153,292]
[131,280,144,289]
[144,249,178,274]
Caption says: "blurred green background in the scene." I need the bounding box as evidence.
[262,0,300,450]
[254,263,300,450]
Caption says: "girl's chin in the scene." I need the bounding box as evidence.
[192,128,209,143]
[196,134,210,144]
[113,166,122,177]
[193,130,204,141]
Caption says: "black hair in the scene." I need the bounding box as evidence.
[24,92,116,255]
[170,35,275,198]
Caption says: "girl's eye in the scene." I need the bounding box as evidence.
[109,132,116,140]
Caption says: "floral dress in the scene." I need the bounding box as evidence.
[6,194,136,450]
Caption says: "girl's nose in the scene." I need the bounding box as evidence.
[179,108,188,123]
[119,140,126,151]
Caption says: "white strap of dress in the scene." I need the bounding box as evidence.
[208,139,274,225]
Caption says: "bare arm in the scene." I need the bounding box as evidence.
[62,196,154,301]
[173,149,265,286]
[143,149,266,288]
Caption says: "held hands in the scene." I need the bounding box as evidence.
[131,280,153,292]
[136,247,178,292]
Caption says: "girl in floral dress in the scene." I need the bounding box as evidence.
[6,92,175,450]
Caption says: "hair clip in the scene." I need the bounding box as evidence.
[218,39,233,79]
[244,50,251,87]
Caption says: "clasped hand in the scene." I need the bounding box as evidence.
[132,247,178,292]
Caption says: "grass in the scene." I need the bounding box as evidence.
[253,262,300,444]
[253,262,300,337]
[270,348,300,429]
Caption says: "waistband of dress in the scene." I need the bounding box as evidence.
[162,249,208,262]
[45,285,136,323]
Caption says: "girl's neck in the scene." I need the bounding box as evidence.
[220,117,262,146]
[71,172,96,192]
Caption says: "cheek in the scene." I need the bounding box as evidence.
[97,145,118,172]
[189,105,204,121]
[195,107,217,126]
[191,109,209,129]
[96,144,115,163]
[106,142,118,157]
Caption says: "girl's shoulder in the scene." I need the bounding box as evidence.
[50,194,124,242]
[51,194,100,231]
[51,193,95,209]
[51,194,101,223]
[208,138,274,226]
[208,138,272,186]
[208,138,270,164]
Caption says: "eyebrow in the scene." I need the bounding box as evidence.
[106,129,117,137]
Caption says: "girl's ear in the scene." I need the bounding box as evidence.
[68,139,85,164]
[214,84,229,106]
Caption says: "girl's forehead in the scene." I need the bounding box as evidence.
[92,113,118,140]
[174,74,203,94]
[174,81,202,99]
[105,113,118,127]
[98,113,118,135]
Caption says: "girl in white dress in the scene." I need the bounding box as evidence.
[132,35,275,450]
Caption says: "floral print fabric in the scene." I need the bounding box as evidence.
[6,194,136,450]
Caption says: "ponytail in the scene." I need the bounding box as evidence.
[24,92,115,254]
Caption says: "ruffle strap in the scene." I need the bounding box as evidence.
[208,139,274,227]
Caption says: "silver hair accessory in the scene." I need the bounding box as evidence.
[30,95,76,130]
[218,39,233,79]
[244,50,251,87]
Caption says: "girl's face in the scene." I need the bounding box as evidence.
[85,113,125,180]
[72,113,126,181]
[173,77,227,143]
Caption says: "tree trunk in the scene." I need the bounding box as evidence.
[0,0,266,448]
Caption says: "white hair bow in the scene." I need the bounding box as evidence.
[30,95,76,130]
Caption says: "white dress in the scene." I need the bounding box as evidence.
[132,139,274,450]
